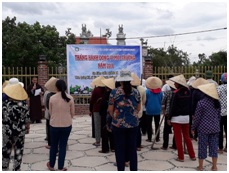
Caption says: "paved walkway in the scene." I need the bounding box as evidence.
[11,116,227,171]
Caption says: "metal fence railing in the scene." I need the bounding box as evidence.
[153,66,227,84]
[3,65,227,105]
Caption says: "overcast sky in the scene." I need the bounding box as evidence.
[2,1,227,63]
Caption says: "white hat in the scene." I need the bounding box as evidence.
[3,83,28,100]
[187,76,196,86]
[145,76,162,89]
[130,73,141,86]
[198,83,219,100]
[7,78,24,88]
[169,74,189,88]
[8,78,19,85]
[45,77,58,93]
[115,69,133,82]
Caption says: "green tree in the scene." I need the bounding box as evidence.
[148,45,190,67]
[193,51,227,66]
[2,16,76,68]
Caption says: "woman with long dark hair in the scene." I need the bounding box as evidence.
[108,69,141,171]
[47,80,75,171]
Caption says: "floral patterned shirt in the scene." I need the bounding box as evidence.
[109,87,140,128]
[2,99,30,139]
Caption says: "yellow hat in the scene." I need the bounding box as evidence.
[101,78,115,90]
[191,77,210,89]
[198,83,219,100]
[165,80,176,90]
[145,76,162,89]
[169,74,189,88]
[45,77,58,93]
[92,76,106,87]
[130,73,141,86]
[2,80,9,92]
[3,83,28,100]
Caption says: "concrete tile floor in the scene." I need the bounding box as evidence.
[8,116,227,171]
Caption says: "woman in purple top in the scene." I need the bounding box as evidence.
[191,83,221,171]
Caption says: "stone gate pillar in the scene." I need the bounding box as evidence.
[143,57,153,79]
[38,55,48,88]
[141,38,153,79]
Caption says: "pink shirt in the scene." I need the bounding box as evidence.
[49,92,75,127]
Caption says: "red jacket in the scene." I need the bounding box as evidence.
[89,87,106,112]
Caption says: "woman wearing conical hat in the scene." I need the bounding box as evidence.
[145,76,163,143]
[43,77,59,149]
[190,78,210,140]
[161,80,177,150]
[167,74,196,162]
[191,83,221,171]
[2,83,29,171]
[89,76,106,147]
[99,77,115,153]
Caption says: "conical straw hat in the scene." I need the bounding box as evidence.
[169,74,189,88]
[191,77,210,89]
[165,80,176,90]
[2,80,9,92]
[92,76,106,87]
[145,76,162,89]
[45,77,58,93]
[198,83,219,100]
[3,83,28,100]
[130,73,141,86]
[101,78,115,90]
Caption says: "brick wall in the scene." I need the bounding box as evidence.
[143,60,153,79]
[38,61,49,87]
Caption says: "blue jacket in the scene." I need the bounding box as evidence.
[145,89,163,115]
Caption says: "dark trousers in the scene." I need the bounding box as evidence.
[2,134,25,171]
[219,116,227,149]
[49,125,72,170]
[112,126,138,171]
[92,113,95,138]
[46,119,51,146]
[101,126,115,152]
[137,126,142,148]
[146,115,160,141]
[162,116,176,149]
[139,111,147,135]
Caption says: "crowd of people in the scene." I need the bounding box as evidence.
[2,70,227,171]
